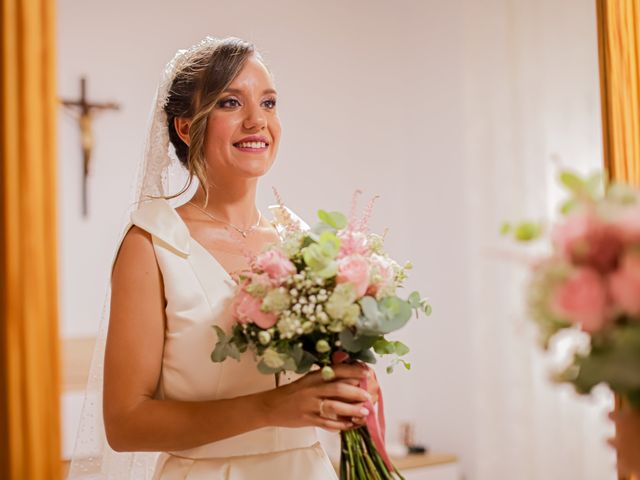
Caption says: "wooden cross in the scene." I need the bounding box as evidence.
[61,77,120,217]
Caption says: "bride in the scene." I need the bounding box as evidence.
[76,36,379,479]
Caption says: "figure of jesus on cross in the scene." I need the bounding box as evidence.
[61,77,120,217]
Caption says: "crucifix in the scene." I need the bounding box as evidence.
[61,77,120,217]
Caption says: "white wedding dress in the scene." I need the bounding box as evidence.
[119,197,338,479]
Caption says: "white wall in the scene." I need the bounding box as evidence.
[58,0,606,476]
[460,1,614,479]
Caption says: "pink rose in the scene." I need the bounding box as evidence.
[552,210,623,273]
[550,267,609,333]
[233,289,277,328]
[247,272,276,293]
[336,255,370,298]
[255,249,296,283]
[611,203,640,245]
[338,231,369,258]
[608,251,640,316]
[367,254,395,296]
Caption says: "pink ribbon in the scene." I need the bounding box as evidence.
[359,365,394,472]
[331,353,394,472]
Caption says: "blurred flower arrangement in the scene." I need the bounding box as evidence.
[212,191,431,479]
[503,170,640,406]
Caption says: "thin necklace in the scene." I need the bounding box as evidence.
[187,201,262,238]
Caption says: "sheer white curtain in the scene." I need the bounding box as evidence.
[461,0,616,478]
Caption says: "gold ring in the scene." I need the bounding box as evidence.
[319,398,327,418]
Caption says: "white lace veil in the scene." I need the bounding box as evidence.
[66,36,223,479]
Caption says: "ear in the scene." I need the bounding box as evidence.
[174,117,191,146]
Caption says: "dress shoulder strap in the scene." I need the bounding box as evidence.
[130,198,191,256]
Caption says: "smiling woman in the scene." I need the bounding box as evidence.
[67,36,373,480]
[164,43,281,208]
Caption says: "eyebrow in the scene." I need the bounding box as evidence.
[222,87,278,95]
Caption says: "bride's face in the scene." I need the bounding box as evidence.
[204,53,281,179]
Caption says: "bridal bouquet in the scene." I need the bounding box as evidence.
[504,171,640,406]
[212,192,431,479]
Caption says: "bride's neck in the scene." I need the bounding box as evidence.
[189,177,259,226]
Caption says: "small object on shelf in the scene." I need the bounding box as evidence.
[409,445,428,455]
[400,421,415,446]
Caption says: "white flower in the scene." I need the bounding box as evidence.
[258,331,271,345]
[316,339,331,353]
[261,287,291,313]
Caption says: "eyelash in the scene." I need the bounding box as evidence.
[218,97,277,109]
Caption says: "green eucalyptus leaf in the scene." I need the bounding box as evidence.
[358,296,412,334]
[559,170,586,193]
[282,355,297,372]
[408,291,421,309]
[394,341,410,356]
[226,343,242,361]
[352,348,377,364]
[319,230,341,257]
[360,296,383,322]
[211,326,232,362]
[211,344,227,363]
[339,329,379,353]
[373,339,410,356]
[258,360,282,375]
[513,221,542,242]
[213,325,228,341]
[560,199,577,215]
[316,261,338,279]
[318,210,348,230]
[378,296,412,333]
[373,338,396,355]
[291,344,318,374]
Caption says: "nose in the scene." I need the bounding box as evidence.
[243,101,267,130]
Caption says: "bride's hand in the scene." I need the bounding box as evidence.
[338,364,379,427]
[260,364,372,432]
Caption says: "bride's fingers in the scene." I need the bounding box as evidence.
[331,364,370,381]
[351,415,368,425]
[305,413,353,431]
[317,382,370,403]
[340,378,360,387]
[321,399,369,420]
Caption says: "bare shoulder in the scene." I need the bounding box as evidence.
[111,225,162,291]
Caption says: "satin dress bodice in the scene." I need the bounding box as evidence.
[122,198,337,479]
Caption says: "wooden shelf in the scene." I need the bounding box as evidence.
[392,452,458,470]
